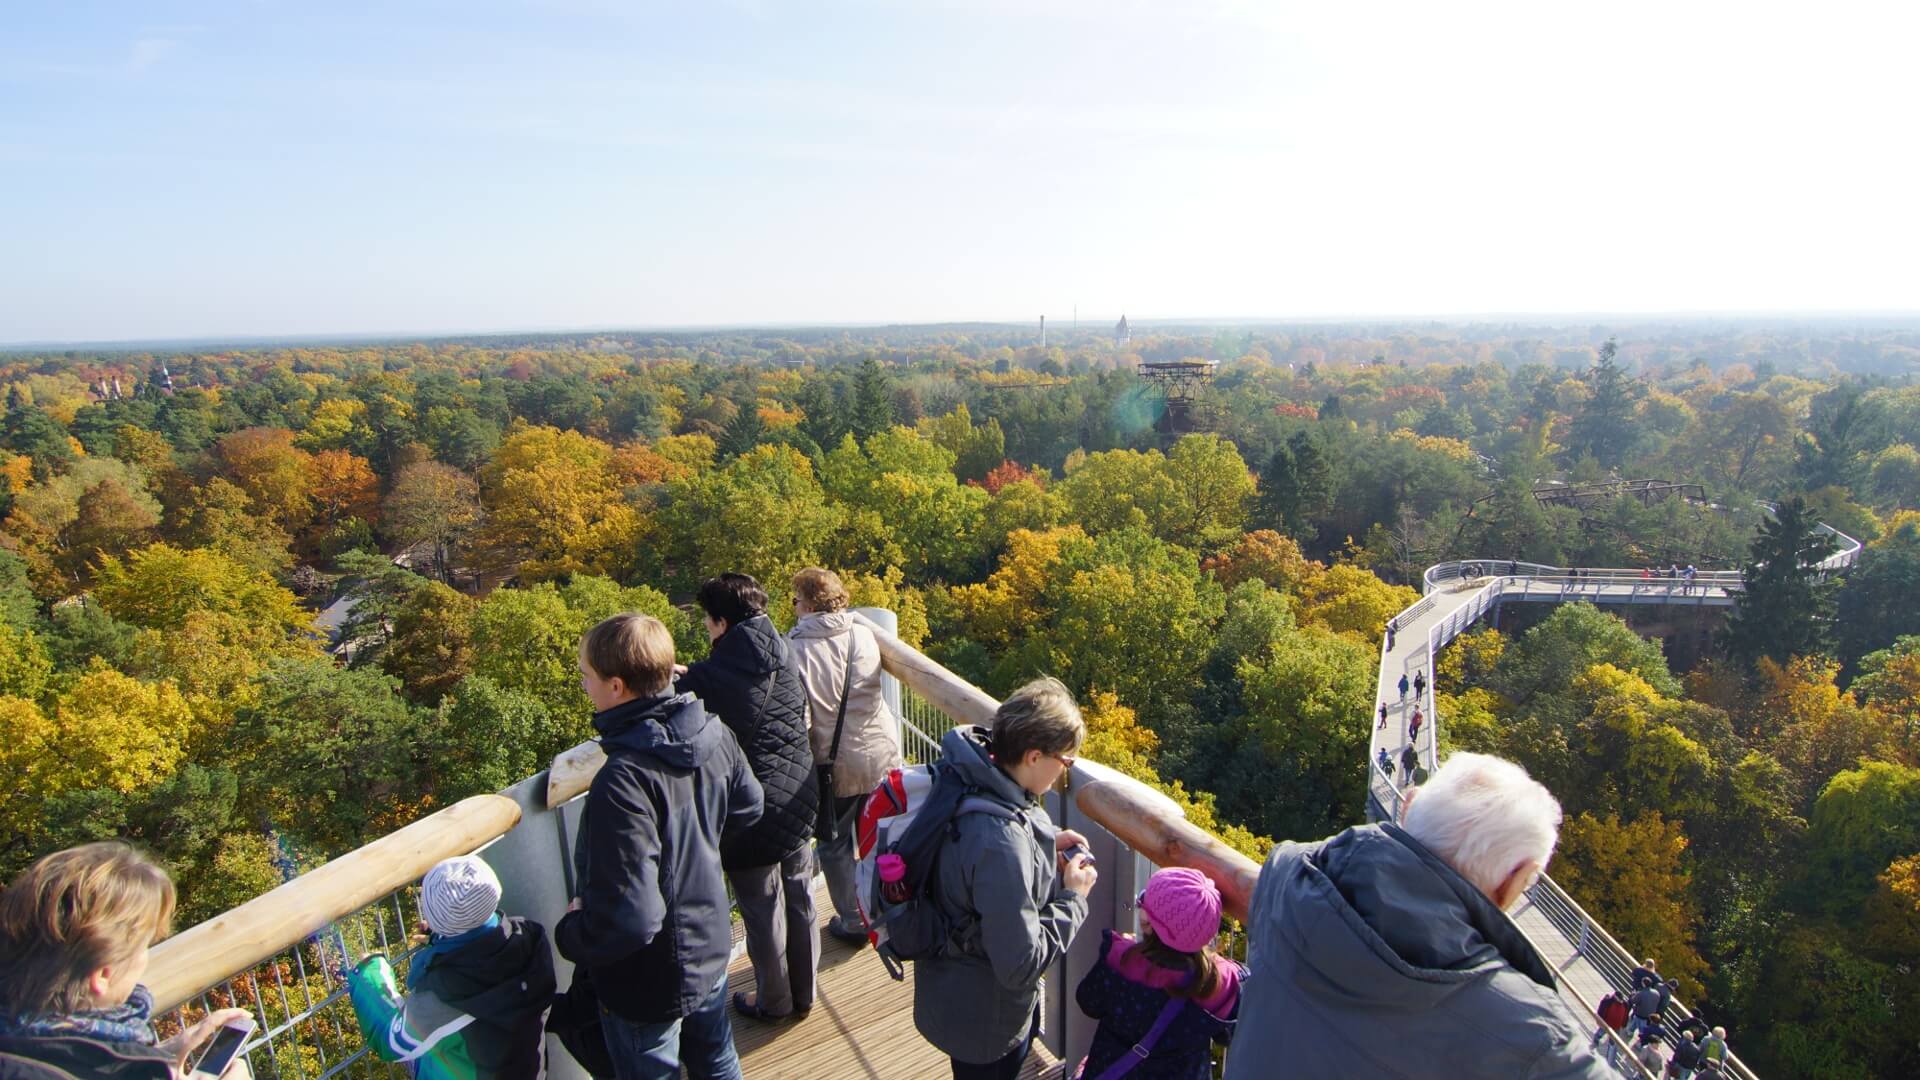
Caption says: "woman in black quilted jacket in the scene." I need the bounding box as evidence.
[675,573,821,1022]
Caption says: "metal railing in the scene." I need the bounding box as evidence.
[155,888,425,1080]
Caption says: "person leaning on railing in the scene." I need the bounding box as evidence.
[0,843,253,1079]
[785,567,905,946]
[1222,753,1613,1079]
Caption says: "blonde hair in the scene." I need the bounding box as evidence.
[579,613,676,696]
[791,567,850,613]
[991,676,1086,764]
[0,842,176,1016]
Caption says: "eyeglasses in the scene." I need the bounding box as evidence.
[1050,752,1078,770]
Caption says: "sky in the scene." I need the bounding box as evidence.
[2,0,1917,343]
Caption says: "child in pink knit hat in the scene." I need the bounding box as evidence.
[1072,867,1245,1079]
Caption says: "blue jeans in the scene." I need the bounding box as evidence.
[600,975,743,1080]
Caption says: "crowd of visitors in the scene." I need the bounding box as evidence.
[0,567,1738,1080]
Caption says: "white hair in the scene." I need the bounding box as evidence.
[1402,752,1561,898]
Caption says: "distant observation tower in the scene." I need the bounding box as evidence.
[1114,314,1131,346]
[1138,356,1217,437]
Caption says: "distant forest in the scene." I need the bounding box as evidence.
[1,320,1916,1077]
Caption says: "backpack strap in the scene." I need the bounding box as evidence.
[1092,995,1187,1080]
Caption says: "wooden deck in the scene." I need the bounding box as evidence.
[727,879,1062,1079]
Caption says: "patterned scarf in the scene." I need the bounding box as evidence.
[0,984,159,1046]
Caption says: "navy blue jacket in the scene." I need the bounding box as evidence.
[554,692,763,1021]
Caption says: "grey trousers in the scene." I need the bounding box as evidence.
[727,845,819,1016]
[818,795,865,930]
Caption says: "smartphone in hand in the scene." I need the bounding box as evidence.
[1063,844,1094,867]
[188,1016,255,1078]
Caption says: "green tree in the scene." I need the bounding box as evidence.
[1725,497,1839,669]
[657,445,841,590]
[1564,339,1643,469]
[1836,517,1920,673]
[1805,760,1920,916]
[232,658,423,849]
[850,357,895,443]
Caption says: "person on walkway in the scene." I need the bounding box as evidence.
[1400,744,1418,785]
[1628,979,1663,1041]
[0,842,253,1079]
[1629,958,1659,990]
[557,613,763,1080]
[348,855,556,1079]
[1666,1028,1704,1079]
[675,574,820,1022]
[1408,707,1424,746]
[1073,867,1243,1079]
[1635,1032,1666,1076]
[1413,670,1426,700]
[1684,565,1697,594]
[1698,1026,1729,1075]
[1222,753,1610,1079]
[1376,747,1393,776]
[1377,702,1389,730]
[916,677,1098,1080]
[786,567,906,947]
[1590,989,1630,1065]
[1398,673,1410,702]
[1641,566,1652,581]
[1386,618,1397,650]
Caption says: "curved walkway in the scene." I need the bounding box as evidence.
[1365,525,1859,1079]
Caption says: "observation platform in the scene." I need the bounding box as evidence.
[143,511,1861,1080]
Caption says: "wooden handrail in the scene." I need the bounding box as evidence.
[1074,776,1260,923]
[850,612,999,726]
[146,794,523,1013]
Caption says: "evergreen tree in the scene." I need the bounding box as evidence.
[2,388,76,481]
[1566,338,1642,470]
[851,356,894,443]
[1726,497,1840,669]
[794,376,846,451]
[1794,382,1871,494]
[718,390,764,461]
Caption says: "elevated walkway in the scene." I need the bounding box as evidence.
[1369,522,1859,1080]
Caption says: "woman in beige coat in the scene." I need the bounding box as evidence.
[787,567,904,944]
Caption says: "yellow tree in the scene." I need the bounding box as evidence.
[36,668,196,795]
[213,427,315,534]
[476,425,642,580]
[1757,655,1907,808]
[1554,811,1708,999]
[305,449,381,529]
[92,542,312,637]
[945,526,1083,649]
[1294,563,1418,641]
[1200,529,1321,591]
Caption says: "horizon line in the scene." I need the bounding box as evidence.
[7,308,1920,353]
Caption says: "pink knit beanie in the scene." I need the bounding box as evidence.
[1139,867,1222,953]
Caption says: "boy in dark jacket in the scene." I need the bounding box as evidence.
[555,614,763,1080]
[348,855,556,1079]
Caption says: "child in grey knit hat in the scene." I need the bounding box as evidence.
[348,855,556,1079]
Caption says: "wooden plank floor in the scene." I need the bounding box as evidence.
[727,879,1061,1079]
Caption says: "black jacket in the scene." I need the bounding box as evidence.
[417,917,557,1078]
[554,692,762,1022]
[676,614,818,870]
[0,1034,172,1080]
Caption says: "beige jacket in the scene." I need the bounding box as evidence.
[787,611,903,797]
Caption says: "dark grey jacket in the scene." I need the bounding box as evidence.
[554,692,763,1022]
[1223,823,1611,1080]
[913,725,1089,1064]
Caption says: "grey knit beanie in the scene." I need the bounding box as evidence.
[421,855,501,936]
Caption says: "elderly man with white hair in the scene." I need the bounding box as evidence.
[1223,752,1611,1079]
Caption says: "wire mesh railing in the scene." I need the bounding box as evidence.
[155,886,427,1079]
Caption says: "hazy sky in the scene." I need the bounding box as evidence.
[3,1,1916,342]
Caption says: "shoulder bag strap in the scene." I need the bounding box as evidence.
[1092,994,1188,1080]
[823,637,856,765]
